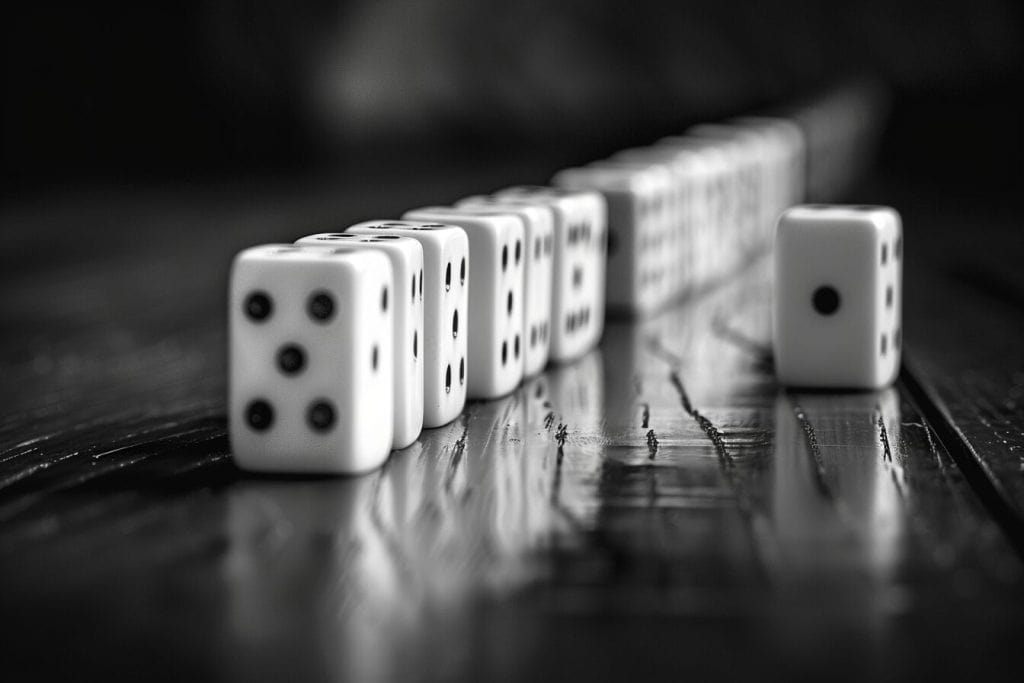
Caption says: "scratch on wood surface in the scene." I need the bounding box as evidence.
[555,423,568,449]
[668,370,733,469]
[790,400,836,501]
[640,403,650,429]
[877,412,893,463]
[646,430,659,459]
[443,417,470,492]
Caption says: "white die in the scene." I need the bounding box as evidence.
[454,196,555,377]
[229,244,394,474]
[729,115,807,220]
[295,232,424,449]
[493,186,607,364]
[347,220,468,428]
[773,205,903,389]
[403,207,525,399]
[651,139,733,282]
[659,136,749,278]
[611,146,709,297]
[688,123,766,253]
[552,163,674,316]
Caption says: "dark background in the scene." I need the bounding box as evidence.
[2,0,1022,198]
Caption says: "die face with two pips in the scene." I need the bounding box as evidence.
[346,220,468,428]
[773,205,903,389]
[229,245,394,474]
[295,233,425,449]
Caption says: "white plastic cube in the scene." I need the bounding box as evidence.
[773,205,903,389]
[295,232,425,449]
[493,186,607,364]
[403,206,525,400]
[229,244,394,474]
[347,220,468,429]
[454,196,555,377]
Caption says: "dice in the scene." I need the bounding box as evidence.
[610,146,708,298]
[454,196,555,377]
[657,135,744,279]
[229,244,393,474]
[493,186,607,363]
[773,204,903,389]
[346,220,468,428]
[554,162,675,316]
[687,123,766,256]
[728,115,807,221]
[402,206,526,399]
[295,232,425,449]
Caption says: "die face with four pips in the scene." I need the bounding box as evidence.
[773,204,903,389]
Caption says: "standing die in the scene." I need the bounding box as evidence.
[553,162,675,317]
[773,204,903,389]
[453,196,555,377]
[296,232,425,449]
[403,206,526,399]
[229,244,394,474]
[493,186,607,364]
[346,220,469,429]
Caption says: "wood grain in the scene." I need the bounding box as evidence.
[1,173,1023,681]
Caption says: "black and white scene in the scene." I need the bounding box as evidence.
[1,1,1023,680]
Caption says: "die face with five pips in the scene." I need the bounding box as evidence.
[773,204,903,389]
[229,244,394,474]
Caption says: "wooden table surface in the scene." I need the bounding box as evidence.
[1,158,1023,681]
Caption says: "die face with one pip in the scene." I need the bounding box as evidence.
[773,205,903,389]
[229,244,394,474]
[454,195,555,377]
[403,207,525,400]
[295,233,425,449]
[346,220,468,429]
[493,186,607,364]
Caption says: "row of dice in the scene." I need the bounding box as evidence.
[229,187,606,475]
[553,116,806,317]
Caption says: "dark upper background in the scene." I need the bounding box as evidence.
[1,0,1022,200]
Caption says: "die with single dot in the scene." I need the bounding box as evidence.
[229,244,394,474]
[773,204,903,389]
